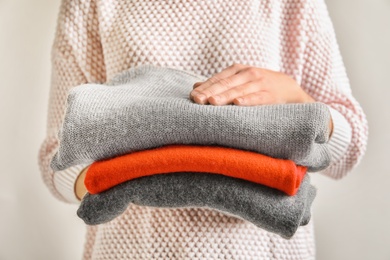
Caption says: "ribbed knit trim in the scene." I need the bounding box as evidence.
[53,164,90,204]
[327,106,352,164]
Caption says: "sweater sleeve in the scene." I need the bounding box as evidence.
[300,0,368,179]
[53,164,90,203]
[38,0,106,203]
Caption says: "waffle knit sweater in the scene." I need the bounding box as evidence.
[38,0,368,259]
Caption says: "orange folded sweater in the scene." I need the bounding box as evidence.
[85,144,307,196]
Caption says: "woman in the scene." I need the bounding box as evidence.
[38,0,368,259]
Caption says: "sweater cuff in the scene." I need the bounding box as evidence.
[53,164,90,204]
[327,106,352,164]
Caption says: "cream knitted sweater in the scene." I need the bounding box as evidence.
[38,0,368,259]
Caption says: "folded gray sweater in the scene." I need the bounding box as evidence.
[77,172,316,239]
[51,64,331,172]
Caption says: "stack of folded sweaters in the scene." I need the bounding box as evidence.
[50,64,332,239]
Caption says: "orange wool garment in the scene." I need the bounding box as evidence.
[85,145,307,196]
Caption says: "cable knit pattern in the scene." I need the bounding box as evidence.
[37,0,368,259]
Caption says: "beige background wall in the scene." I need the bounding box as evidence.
[0,0,389,259]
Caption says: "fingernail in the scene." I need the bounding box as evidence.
[236,98,244,104]
[213,95,220,101]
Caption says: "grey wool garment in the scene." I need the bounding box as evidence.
[77,172,316,239]
[51,64,332,172]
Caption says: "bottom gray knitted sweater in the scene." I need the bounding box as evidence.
[78,172,316,239]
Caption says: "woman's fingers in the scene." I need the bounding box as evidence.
[190,63,248,104]
[190,64,314,106]
[193,63,247,91]
[233,91,276,106]
[192,81,204,89]
[194,74,253,104]
[208,81,262,105]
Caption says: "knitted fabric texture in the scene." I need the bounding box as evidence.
[51,64,331,173]
[85,144,307,196]
[78,172,316,239]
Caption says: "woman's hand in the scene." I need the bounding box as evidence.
[190,63,315,106]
